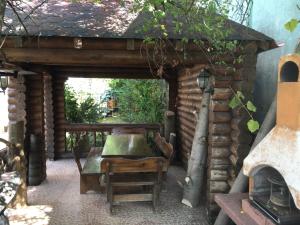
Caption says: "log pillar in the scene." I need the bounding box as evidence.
[52,76,67,158]
[7,75,27,206]
[25,75,46,182]
[8,75,26,127]
[167,76,178,112]
[44,74,55,160]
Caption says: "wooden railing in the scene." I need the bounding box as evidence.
[65,123,161,154]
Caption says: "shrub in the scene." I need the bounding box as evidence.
[109,79,167,123]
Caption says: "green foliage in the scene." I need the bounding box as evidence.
[246,100,256,112]
[229,91,260,133]
[109,79,167,123]
[65,85,81,123]
[285,18,300,32]
[116,0,253,74]
[247,119,260,133]
[64,85,101,123]
[228,91,244,109]
[284,3,300,32]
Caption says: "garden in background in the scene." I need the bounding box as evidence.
[65,78,167,124]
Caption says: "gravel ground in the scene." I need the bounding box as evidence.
[7,159,209,225]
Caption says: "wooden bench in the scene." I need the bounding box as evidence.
[73,146,104,194]
[154,133,174,172]
[101,157,165,213]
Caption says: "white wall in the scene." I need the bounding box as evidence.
[0,92,8,149]
[250,0,300,121]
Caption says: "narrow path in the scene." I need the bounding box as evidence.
[8,159,209,225]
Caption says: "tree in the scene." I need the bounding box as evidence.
[0,0,6,31]
[116,0,253,73]
[109,79,167,123]
[64,85,101,123]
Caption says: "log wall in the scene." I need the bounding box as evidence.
[176,42,258,219]
[25,75,46,181]
[7,75,27,205]
[8,75,26,125]
[44,74,55,160]
[52,76,67,158]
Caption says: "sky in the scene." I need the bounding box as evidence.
[66,78,110,103]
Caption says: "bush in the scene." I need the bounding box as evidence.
[109,79,167,123]
[64,85,101,123]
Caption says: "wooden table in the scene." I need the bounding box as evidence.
[102,134,157,158]
[101,134,163,212]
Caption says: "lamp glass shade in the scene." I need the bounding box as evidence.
[197,70,209,89]
[0,76,8,92]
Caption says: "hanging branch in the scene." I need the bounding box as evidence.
[6,0,28,34]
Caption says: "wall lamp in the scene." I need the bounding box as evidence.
[197,69,211,90]
[0,69,17,94]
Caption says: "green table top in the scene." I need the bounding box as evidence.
[102,134,156,158]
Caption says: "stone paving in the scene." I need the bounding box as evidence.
[7,159,209,225]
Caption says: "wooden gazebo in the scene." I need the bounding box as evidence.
[0,0,276,217]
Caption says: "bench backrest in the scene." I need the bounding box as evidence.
[73,145,82,173]
[101,157,165,173]
[154,133,174,162]
[111,127,146,136]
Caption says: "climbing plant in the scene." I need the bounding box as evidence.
[228,91,259,133]
[284,2,300,32]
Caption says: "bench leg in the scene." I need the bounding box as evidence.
[109,185,113,214]
[80,174,102,194]
[152,184,159,212]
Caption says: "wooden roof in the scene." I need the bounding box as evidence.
[2,0,275,42]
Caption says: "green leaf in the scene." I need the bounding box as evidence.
[246,101,256,112]
[285,19,299,32]
[228,96,241,109]
[247,119,260,133]
[236,91,245,100]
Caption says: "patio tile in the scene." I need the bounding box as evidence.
[7,159,209,225]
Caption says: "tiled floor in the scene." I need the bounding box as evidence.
[7,159,209,225]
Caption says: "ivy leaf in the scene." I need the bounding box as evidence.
[246,101,256,112]
[285,19,299,32]
[247,119,260,133]
[236,91,245,100]
[229,91,245,109]
[229,96,241,109]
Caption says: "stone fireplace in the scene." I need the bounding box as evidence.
[243,54,300,224]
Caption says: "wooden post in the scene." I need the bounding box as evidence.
[164,111,175,142]
[9,121,27,207]
[167,77,178,112]
[25,75,46,181]
[182,83,212,207]
[44,74,55,160]
[52,76,67,158]
[214,98,277,225]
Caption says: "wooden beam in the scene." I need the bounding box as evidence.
[2,48,150,67]
[2,36,267,53]
[2,47,235,67]
[51,66,155,79]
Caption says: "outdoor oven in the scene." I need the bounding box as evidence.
[243,54,300,225]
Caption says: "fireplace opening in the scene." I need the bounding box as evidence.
[250,166,300,225]
[280,61,299,82]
